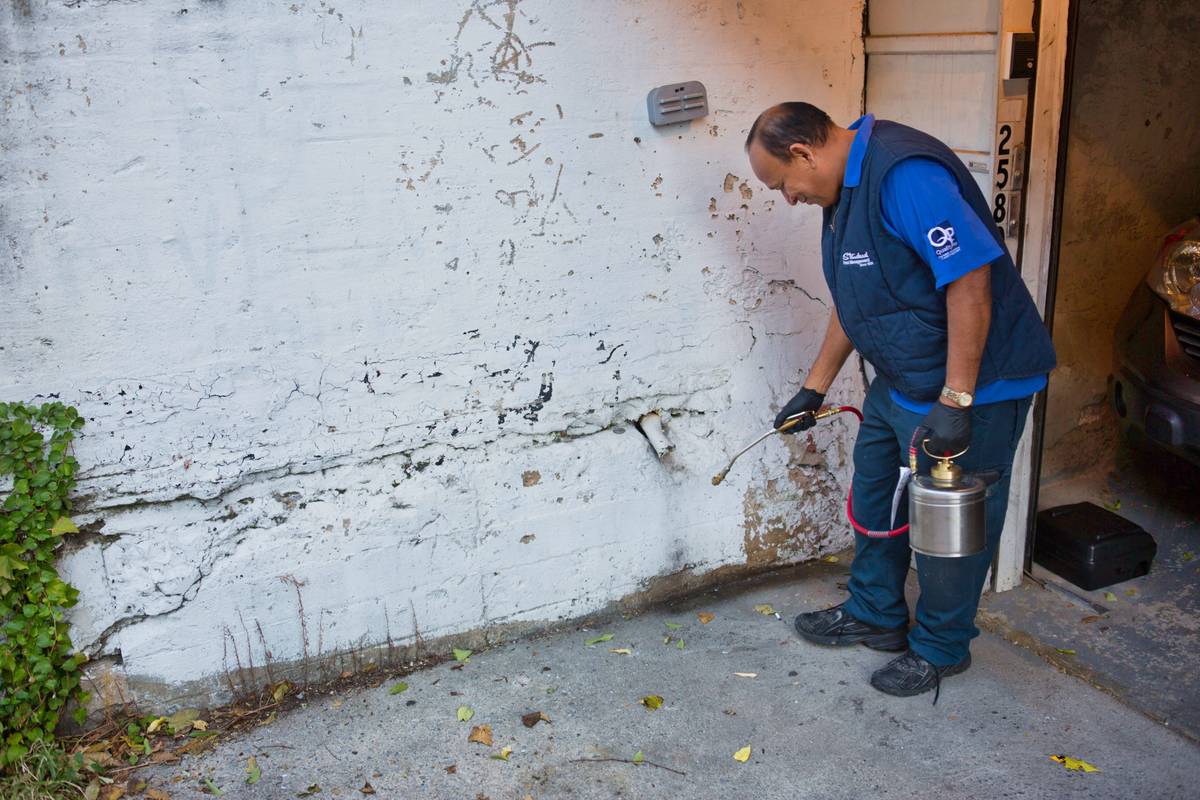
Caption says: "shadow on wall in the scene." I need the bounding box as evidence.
[1042,0,1200,480]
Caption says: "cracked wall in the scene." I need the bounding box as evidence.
[1,0,865,709]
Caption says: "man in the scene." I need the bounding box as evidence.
[745,102,1055,701]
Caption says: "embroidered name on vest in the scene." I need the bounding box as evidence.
[841,251,875,267]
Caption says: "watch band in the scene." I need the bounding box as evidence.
[941,386,974,407]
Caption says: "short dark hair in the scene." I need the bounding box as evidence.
[745,102,834,161]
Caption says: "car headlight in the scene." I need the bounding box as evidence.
[1148,232,1200,319]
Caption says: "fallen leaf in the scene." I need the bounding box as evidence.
[202,777,225,796]
[823,555,839,563]
[521,711,550,728]
[297,784,321,797]
[1055,648,1076,656]
[697,612,715,624]
[491,745,513,761]
[457,705,475,722]
[753,604,776,615]
[360,782,376,795]
[84,780,100,800]
[585,633,614,645]
[51,516,79,535]
[450,663,465,671]
[640,695,664,710]
[662,636,672,644]
[100,786,126,800]
[272,681,291,703]
[1182,551,1195,562]
[245,756,261,785]
[676,639,685,650]
[609,648,632,655]
[733,745,752,763]
[1050,754,1100,773]
[1080,615,1102,624]
[734,672,757,678]
[145,789,171,800]
[1102,499,1121,511]
[146,716,169,734]
[361,663,379,673]
[166,708,200,735]
[632,751,644,764]
[444,765,457,774]
[389,682,409,695]
[468,724,494,746]
[192,720,208,731]
[664,622,683,630]
[454,648,473,662]
[331,699,344,710]
[1124,588,1137,597]
[1104,591,1118,603]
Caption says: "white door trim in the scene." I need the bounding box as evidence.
[993,0,1073,592]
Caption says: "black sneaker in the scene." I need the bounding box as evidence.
[870,650,972,704]
[793,603,909,652]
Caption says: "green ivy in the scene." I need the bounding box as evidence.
[0,402,88,769]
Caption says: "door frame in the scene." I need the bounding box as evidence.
[993,0,1076,590]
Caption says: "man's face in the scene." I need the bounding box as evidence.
[747,139,841,209]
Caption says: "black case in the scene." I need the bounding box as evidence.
[1033,502,1157,591]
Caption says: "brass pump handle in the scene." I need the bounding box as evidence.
[920,440,969,462]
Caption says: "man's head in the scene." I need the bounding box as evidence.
[745,102,850,209]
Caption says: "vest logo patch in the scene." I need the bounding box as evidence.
[926,221,961,260]
[841,250,875,267]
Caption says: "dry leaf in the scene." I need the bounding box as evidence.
[734,672,757,678]
[823,555,839,563]
[444,765,457,774]
[297,785,321,797]
[521,711,550,728]
[585,633,614,645]
[1050,754,1100,773]
[698,612,715,624]
[468,725,494,746]
[491,745,513,761]
[191,719,208,731]
[457,705,475,722]
[1104,591,1118,602]
[245,755,261,785]
[84,780,100,800]
[640,695,664,710]
[753,604,776,615]
[1124,588,1137,597]
[145,789,171,800]
[272,681,291,703]
[609,648,632,655]
[360,782,376,795]
[1080,615,1102,624]
[146,716,168,734]
[100,786,126,800]
[733,745,752,763]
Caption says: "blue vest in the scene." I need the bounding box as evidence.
[821,120,1057,401]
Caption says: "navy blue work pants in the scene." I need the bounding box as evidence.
[842,377,1032,666]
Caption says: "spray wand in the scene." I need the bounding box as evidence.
[711,405,862,486]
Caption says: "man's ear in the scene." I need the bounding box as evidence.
[788,142,816,168]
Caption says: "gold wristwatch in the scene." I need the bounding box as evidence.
[941,386,974,408]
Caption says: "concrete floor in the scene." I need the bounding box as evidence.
[982,440,1200,741]
[143,560,1199,799]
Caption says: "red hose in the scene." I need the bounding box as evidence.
[820,405,910,539]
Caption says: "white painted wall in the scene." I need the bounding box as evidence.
[1,0,864,708]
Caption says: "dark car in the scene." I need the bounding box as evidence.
[1112,217,1200,465]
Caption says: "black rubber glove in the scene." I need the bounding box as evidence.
[918,401,972,456]
[773,387,825,433]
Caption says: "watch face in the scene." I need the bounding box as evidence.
[958,393,974,407]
